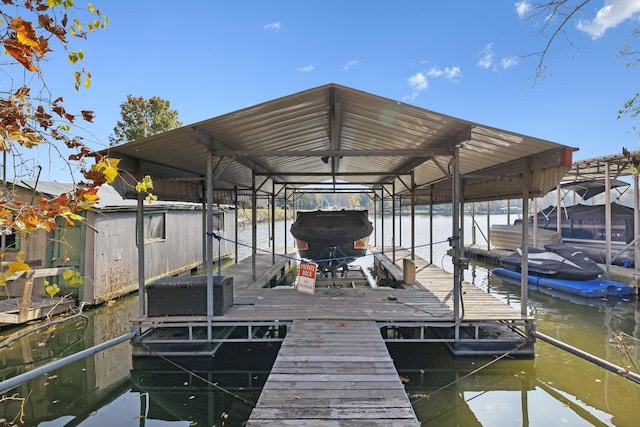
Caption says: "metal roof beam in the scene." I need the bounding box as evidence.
[330,86,341,177]
[255,171,409,177]
[208,148,451,157]
[194,128,273,175]
[387,126,470,177]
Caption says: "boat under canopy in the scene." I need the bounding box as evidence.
[524,202,635,265]
[290,209,373,273]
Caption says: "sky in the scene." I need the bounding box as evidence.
[13,0,640,181]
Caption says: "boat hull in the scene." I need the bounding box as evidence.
[499,243,605,281]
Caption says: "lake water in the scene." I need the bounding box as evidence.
[0,214,639,426]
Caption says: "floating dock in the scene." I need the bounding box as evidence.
[133,248,532,357]
[132,248,533,424]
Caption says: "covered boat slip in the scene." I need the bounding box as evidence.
[102,84,576,354]
[101,83,575,424]
[490,153,640,271]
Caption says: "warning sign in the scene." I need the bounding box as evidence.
[297,261,317,295]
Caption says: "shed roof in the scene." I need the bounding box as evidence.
[101,83,575,204]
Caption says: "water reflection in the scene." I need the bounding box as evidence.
[0,297,137,426]
[130,344,278,426]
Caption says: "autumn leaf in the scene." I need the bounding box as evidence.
[12,17,48,55]
[7,258,30,274]
[63,269,83,285]
[91,157,119,184]
[45,283,60,298]
[135,175,153,192]
[3,38,38,71]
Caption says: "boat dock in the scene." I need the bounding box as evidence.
[131,248,532,424]
[246,319,419,426]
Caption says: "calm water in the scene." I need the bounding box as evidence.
[0,214,639,426]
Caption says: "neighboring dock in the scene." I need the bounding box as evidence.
[464,244,640,290]
[246,319,419,426]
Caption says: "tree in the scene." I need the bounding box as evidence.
[0,1,129,296]
[521,1,640,121]
[0,2,113,223]
[109,95,182,145]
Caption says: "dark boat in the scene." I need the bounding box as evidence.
[290,209,373,273]
[499,243,604,281]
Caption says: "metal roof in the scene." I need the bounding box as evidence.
[561,152,638,183]
[13,181,200,210]
[101,83,575,204]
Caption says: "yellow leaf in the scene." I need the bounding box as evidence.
[45,283,60,298]
[7,258,30,274]
[102,165,118,184]
[12,17,47,55]
[63,269,83,285]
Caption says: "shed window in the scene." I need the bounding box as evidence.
[144,212,166,242]
[213,212,224,232]
[0,226,17,251]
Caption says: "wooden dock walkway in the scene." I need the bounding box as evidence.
[246,319,420,426]
[372,247,523,320]
[221,250,297,289]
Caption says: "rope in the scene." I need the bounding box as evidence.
[141,343,256,407]
[410,340,529,405]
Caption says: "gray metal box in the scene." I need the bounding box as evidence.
[147,276,233,316]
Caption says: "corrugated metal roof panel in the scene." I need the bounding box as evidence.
[102,83,575,204]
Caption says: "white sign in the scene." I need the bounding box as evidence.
[297,261,317,295]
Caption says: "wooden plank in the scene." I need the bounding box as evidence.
[18,270,35,323]
[5,266,71,282]
[246,419,420,427]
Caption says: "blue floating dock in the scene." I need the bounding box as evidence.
[491,268,635,298]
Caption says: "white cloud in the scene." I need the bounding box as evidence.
[264,22,281,33]
[408,72,428,90]
[477,43,495,69]
[344,59,360,70]
[515,1,532,19]
[407,72,428,100]
[297,65,314,72]
[478,44,518,71]
[501,56,519,68]
[406,66,461,100]
[427,66,461,80]
[576,0,640,39]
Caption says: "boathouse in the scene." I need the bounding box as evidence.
[0,180,235,307]
[98,84,576,424]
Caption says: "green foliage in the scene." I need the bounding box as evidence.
[109,95,182,145]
